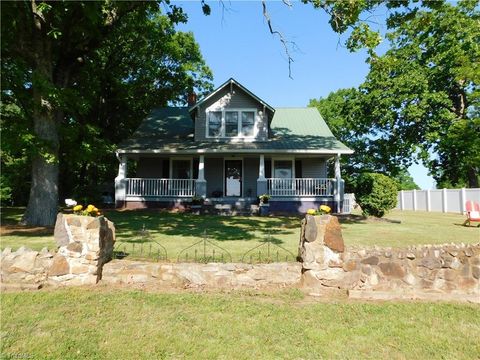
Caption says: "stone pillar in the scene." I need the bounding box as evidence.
[257,154,267,196]
[334,154,341,213]
[49,214,116,286]
[195,155,207,198]
[115,154,127,208]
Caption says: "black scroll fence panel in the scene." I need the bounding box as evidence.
[113,225,168,262]
[241,232,296,264]
[177,230,232,263]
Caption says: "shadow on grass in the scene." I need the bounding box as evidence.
[105,209,299,245]
[337,214,402,225]
[1,225,53,238]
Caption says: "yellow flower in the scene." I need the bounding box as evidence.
[307,209,316,215]
[87,204,95,212]
[320,205,331,213]
[73,205,83,212]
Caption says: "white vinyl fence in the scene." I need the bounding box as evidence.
[343,193,356,214]
[396,188,480,213]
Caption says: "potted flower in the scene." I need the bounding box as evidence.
[73,204,102,217]
[259,194,271,205]
[259,194,271,216]
[306,204,331,216]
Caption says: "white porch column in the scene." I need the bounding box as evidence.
[258,154,266,180]
[115,154,128,207]
[257,154,267,197]
[195,155,207,197]
[334,154,342,213]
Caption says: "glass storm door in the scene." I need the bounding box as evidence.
[225,160,242,197]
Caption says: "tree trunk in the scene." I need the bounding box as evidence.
[22,2,59,226]
[22,79,60,226]
[467,166,479,188]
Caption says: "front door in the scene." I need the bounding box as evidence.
[225,160,242,197]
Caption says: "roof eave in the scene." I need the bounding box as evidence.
[116,148,354,155]
[188,78,275,113]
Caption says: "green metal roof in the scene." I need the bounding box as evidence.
[117,106,353,154]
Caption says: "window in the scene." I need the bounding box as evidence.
[208,111,222,137]
[171,160,191,179]
[207,109,256,138]
[274,160,293,179]
[225,111,238,136]
[241,111,255,137]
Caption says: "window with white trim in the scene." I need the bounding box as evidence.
[241,111,255,137]
[208,111,222,137]
[207,109,257,138]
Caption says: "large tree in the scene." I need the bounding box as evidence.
[1,1,212,225]
[362,1,480,187]
[311,1,479,188]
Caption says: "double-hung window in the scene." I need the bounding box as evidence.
[207,109,256,138]
[208,111,222,137]
[241,111,255,137]
[225,111,239,137]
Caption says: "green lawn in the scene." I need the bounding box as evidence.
[1,288,479,359]
[1,207,478,262]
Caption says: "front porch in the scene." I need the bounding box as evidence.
[115,153,346,213]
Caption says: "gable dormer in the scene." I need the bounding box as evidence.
[189,78,275,142]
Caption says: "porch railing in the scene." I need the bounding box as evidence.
[126,178,195,197]
[267,178,335,197]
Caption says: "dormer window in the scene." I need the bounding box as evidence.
[208,111,222,137]
[241,111,255,136]
[207,109,257,138]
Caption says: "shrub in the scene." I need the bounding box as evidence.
[355,173,398,217]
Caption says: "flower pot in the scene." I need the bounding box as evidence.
[259,204,270,216]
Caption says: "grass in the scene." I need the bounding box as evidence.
[1,288,479,359]
[1,207,478,262]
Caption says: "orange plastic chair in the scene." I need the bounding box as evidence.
[463,201,480,227]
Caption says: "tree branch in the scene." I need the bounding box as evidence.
[262,1,295,79]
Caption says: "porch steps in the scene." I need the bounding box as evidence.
[203,202,259,216]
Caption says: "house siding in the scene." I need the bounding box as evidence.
[300,158,327,178]
[205,157,224,197]
[243,157,259,197]
[195,84,269,142]
[136,157,166,178]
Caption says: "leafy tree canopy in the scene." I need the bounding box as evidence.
[310,1,480,189]
[1,1,212,223]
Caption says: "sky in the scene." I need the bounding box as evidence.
[174,1,436,189]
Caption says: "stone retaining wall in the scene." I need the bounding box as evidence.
[1,213,478,300]
[299,214,480,296]
[102,261,302,289]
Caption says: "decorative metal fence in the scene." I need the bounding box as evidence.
[113,225,168,261]
[113,227,297,264]
[176,230,232,263]
[241,232,296,264]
